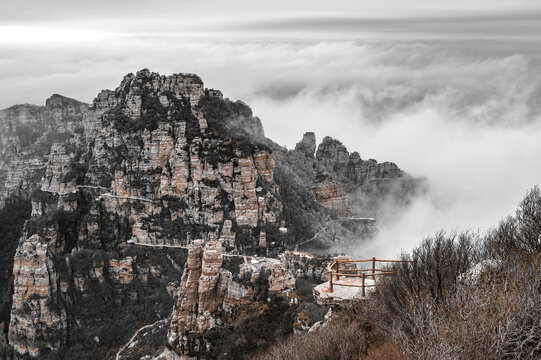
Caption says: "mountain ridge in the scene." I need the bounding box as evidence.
[0,69,423,359]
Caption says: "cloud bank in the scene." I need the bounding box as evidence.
[2,25,541,258]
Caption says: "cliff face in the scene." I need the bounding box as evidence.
[311,172,351,216]
[310,135,422,218]
[8,234,67,357]
[2,69,286,358]
[0,69,423,359]
[315,136,404,189]
[84,70,282,251]
[167,241,329,359]
[0,94,98,207]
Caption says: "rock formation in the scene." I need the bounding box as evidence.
[0,93,96,207]
[0,69,424,359]
[166,240,323,358]
[311,172,351,216]
[295,132,316,158]
[316,136,350,172]
[8,234,68,357]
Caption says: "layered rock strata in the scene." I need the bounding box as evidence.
[311,172,352,216]
[168,240,298,358]
[8,234,67,357]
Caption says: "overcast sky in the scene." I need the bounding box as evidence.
[2,1,541,256]
[2,0,541,20]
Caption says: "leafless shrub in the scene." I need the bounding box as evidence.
[488,186,541,256]
[364,341,405,360]
[257,188,541,360]
[369,231,479,359]
[254,304,370,360]
[443,252,541,359]
[370,188,541,359]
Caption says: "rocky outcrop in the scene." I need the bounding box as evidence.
[316,136,350,172]
[8,234,67,357]
[169,241,229,340]
[295,132,316,158]
[347,152,402,184]
[316,136,405,186]
[279,251,332,282]
[168,240,297,358]
[40,144,76,194]
[73,69,284,252]
[0,93,94,207]
[311,172,351,216]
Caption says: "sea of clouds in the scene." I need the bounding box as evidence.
[2,30,541,257]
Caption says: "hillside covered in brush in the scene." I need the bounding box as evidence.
[259,187,541,360]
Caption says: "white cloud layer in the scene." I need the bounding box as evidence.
[2,20,541,258]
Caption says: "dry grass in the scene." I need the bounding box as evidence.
[364,341,405,360]
[254,304,370,360]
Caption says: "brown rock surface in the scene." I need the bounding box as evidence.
[168,241,298,357]
[311,172,351,216]
[8,234,68,357]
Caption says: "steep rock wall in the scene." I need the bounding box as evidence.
[168,240,297,358]
[8,234,67,357]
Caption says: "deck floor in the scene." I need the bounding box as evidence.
[314,277,376,304]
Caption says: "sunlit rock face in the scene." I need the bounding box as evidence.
[80,69,283,251]
[2,69,287,358]
[169,240,226,338]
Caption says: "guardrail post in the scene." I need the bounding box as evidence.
[336,261,340,280]
[329,269,333,293]
[372,257,376,282]
[361,272,366,297]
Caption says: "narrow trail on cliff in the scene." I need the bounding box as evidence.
[295,217,376,250]
[41,186,158,203]
[114,319,167,360]
[97,193,157,203]
[128,241,252,259]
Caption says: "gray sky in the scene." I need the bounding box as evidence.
[2,0,541,256]
[2,0,541,20]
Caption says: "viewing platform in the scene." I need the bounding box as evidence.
[314,257,405,305]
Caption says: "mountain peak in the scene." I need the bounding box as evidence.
[92,69,205,112]
[45,94,86,109]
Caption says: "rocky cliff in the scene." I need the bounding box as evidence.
[167,240,332,359]
[0,69,423,359]
[8,234,68,357]
[0,94,95,207]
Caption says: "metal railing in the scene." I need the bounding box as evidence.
[327,257,406,296]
